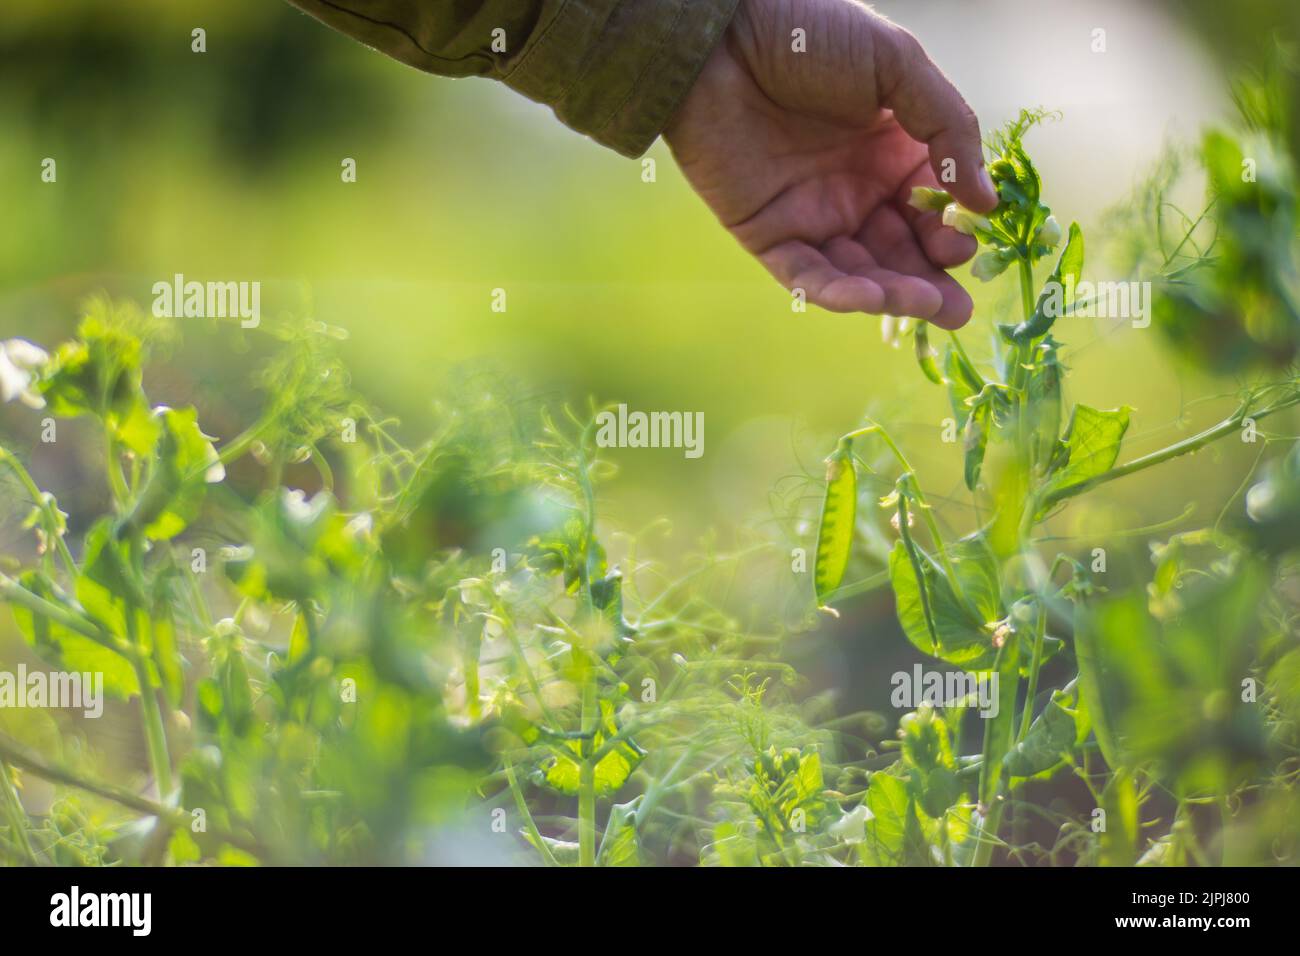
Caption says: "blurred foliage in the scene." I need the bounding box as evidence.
[0,307,862,865]
[1113,47,1300,372]
[2,1,1300,868]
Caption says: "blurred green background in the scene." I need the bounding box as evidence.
[3,0,1299,700]
[4,0,1300,867]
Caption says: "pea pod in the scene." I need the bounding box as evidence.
[913,322,943,385]
[813,441,856,607]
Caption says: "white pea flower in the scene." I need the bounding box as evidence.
[971,250,1012,282]
[0,339,49,409]
[203,442,226,484]
[889,510,915,533]
[907,186,953,213]
[1036,215,1063,248]
[942,203,993,237]
[881,315,912,348]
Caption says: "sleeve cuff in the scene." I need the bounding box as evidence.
[505,0,742,158]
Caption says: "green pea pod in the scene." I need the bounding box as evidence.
[1009,221,1084,341]
[914,322,943,385]
[813,441,856,607]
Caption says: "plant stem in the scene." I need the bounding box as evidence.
[1017,603,1046,743]
[105,434,131,508]
[134,660,173,799]
[504,754,559,867]
[976,250,1040,867]
[841,422,966,594]
[1041,391,1300,508]
[0,572,134,658]
[1008,258,1036,391]
[0,445,78,579]
[970,800,1004,867]
[0,758,39,865]
[578,671,597,868]
[0,731,266,860]
[127,607,172,799]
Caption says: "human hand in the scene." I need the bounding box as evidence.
[664,0,998,327]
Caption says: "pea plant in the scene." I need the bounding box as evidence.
[811,98,1300,865]
[0,302,852,866]
[2,90,1299,869]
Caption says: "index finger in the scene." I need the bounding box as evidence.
[874,24,998,213]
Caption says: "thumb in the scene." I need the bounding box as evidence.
[874,24,998,213]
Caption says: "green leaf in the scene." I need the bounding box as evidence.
[1042,404,1132,499]
[523,832,580,866]
[1025,337,1063,470]
[963,394,993,490]
[150,607,185,710]
[541,698,644,797]
[220,650,254,734]
[1017,632,1063,677]
[135,406,224,540]
[1003,679,1089,777]
[1075,562,1269,790]
[39,312,152,433]
[112,399,162,458]
[1010,222,1085,340]
[943,347,982,429]
[860,772,909,866]
[1100,767,1139,866]
[889,533,1002,669]
[1058,222,1085,290]
[598,801,642,866]
[789,751,824,807]
[899,708,961,818]
[1072,597,1127,770]
[76,519,140,638]
[706,821,759,867]
[11,571,139,699]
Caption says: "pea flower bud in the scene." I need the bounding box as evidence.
[880,314,912,347]
[971,250,1012,282]
[0,338,49,409]
[908,186,953,213]
[889,510,915,533]
[942,203,992,237]
[1035,215,1062,248]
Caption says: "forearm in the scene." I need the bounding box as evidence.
[283,0,741,156]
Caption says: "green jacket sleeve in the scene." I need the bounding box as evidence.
[282,0,740,157]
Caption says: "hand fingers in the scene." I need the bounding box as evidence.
[874,24,998,213]
[759,240,887,314]
[857,208,974,329]
[896,163,978,267]
[821,237,942,320]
